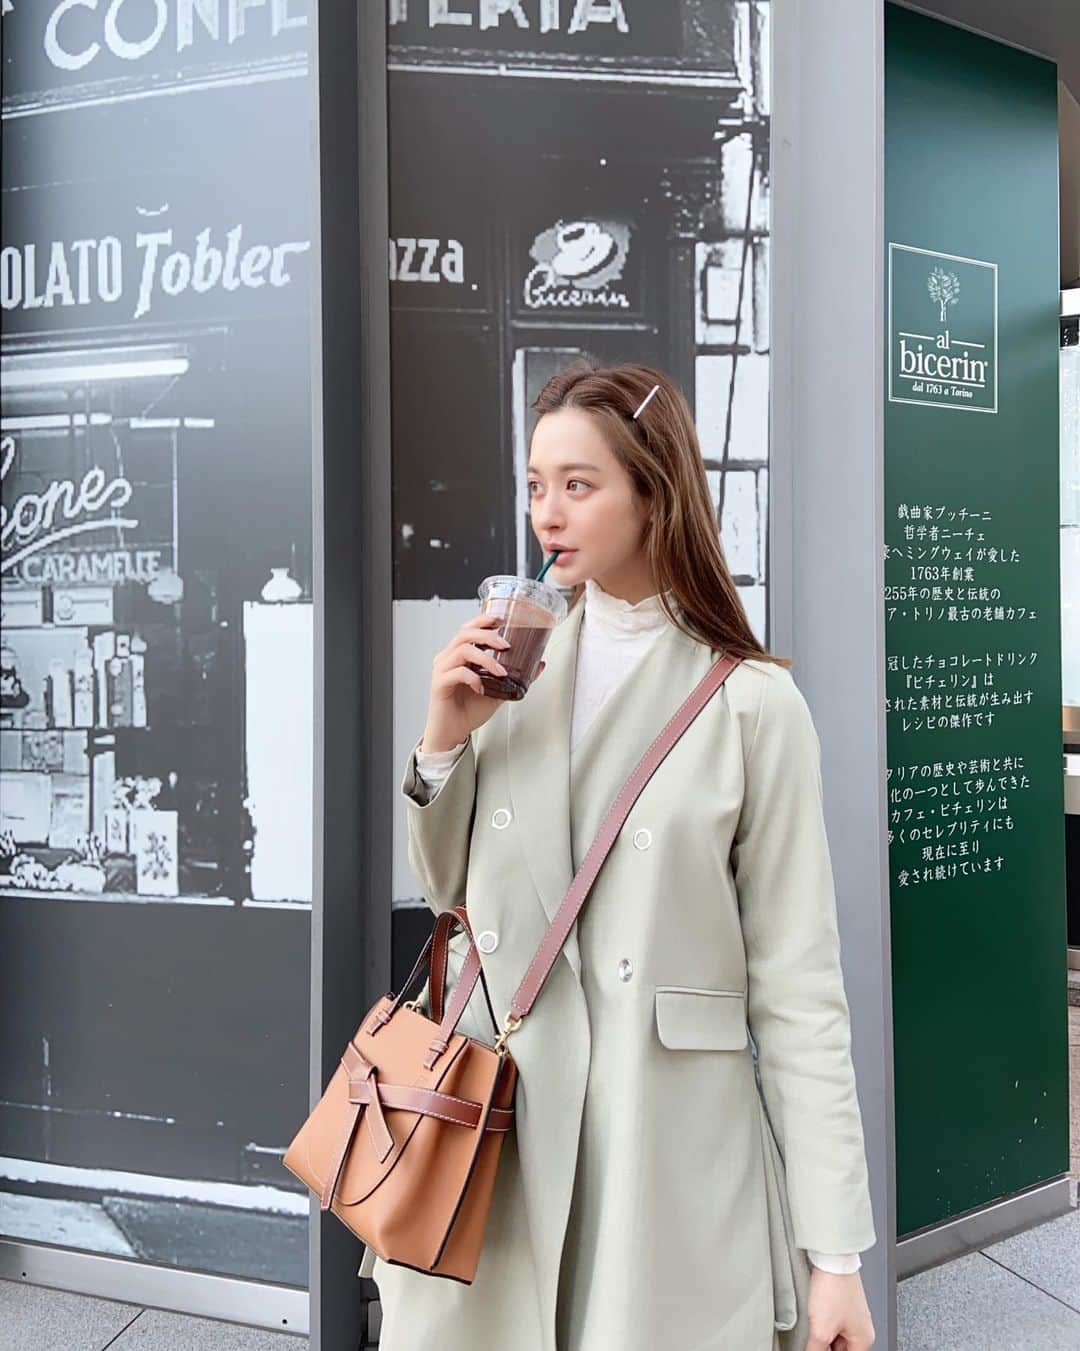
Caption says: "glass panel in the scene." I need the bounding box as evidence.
[1,17,316,1292]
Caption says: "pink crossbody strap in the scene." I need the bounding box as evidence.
[508,651,743,1021]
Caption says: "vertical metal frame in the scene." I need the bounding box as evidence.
[768,1,896,1345]
[308,2,393,1347]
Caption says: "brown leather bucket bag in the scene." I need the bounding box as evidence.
[283,651,742,1283]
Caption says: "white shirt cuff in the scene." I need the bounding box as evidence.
[807,1249,862,1274]
[413,734,470,790]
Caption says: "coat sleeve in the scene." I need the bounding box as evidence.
[413,736,471,805]
[400,732,478,914]
[730,667,877,1255]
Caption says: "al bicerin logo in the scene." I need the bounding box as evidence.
[888,243,998,414]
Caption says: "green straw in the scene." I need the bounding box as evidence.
[535,550,561,582]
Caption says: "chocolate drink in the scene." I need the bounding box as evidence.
[469,597,557,702]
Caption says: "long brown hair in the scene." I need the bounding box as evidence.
[531,358,790,669]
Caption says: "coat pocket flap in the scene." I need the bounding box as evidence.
[654,986,748,1050]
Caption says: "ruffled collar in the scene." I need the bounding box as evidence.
[582,575,678,639]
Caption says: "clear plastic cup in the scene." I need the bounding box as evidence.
[470,575,569,701]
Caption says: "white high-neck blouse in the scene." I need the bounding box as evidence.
[569,576,679,751]
[409,577,861,1275]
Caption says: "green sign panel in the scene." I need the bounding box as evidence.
[889,244,998,413]
[885,4,1068,1239]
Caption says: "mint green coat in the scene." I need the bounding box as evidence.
[362,597,876,1350]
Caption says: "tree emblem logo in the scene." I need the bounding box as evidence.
[927,266,960,323]
[889,243,997,414]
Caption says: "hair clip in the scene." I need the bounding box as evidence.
[632,384,660,420]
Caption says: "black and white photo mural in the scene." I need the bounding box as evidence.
[1,0,315,1292]
[388,0,772,918]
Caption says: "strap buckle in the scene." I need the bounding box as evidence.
[493,1012,522,1056]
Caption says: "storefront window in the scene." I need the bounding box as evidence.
[1,4,316,1293]
[4,351,221,898]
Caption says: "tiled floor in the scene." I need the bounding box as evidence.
[0,1281,305,1351]
[5,990,1079,1349]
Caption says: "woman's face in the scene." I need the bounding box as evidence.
[527,407,652,591]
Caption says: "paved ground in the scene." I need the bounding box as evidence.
[0,1284,304,1351]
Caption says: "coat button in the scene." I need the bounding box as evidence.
[617,958,634,982]
[491,808,512,829]
[632,828,652,850]
[477,930,498,954]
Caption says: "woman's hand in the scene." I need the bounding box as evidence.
[421,612,547,753]
[804,1267,875,1351]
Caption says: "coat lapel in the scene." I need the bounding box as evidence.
[506,594,710,982]
[566,617,708,863]
[506,596,585,979]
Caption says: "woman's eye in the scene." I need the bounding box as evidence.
[527,480,588,495]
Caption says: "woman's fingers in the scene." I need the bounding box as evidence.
[452,642,507,678]
[434,620,510,669]
[440,664,485,697]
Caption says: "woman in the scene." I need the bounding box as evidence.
[363,361,877,1351]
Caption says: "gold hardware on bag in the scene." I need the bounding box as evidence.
[493,1012,522,1055]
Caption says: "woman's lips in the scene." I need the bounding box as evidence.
[552,550,577,565]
